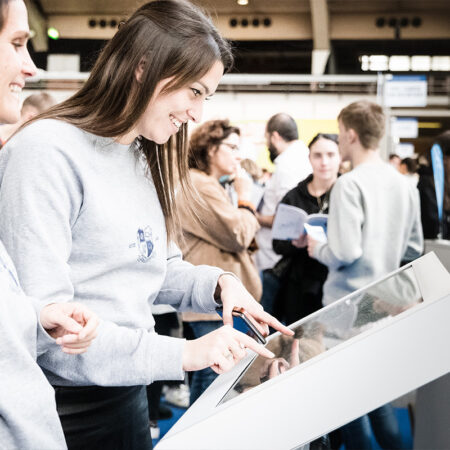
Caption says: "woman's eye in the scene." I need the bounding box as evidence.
[12,42,23,48]
[191,88,201,97]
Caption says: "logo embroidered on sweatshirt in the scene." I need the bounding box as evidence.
[129,226,155,263]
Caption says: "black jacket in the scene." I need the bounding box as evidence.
[271,174,330,324]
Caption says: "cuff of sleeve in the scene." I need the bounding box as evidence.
[213,271,242,308]
[151,335,186,382]
[193,265,224,312]
[31,298,58,357]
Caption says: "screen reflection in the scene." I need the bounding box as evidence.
[220,266,423,404]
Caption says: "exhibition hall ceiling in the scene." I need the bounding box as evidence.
[37,0,450,16]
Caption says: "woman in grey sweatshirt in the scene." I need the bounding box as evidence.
[0,1,290,449]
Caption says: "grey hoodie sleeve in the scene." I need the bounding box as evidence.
[313,177,364,269]
[38,321,186,386]
[30,298,61,357]
[153,242,224,312]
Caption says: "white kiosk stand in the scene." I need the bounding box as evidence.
[156,253,450,450]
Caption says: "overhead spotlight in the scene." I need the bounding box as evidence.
[47,27,59,40]
[237,0,249,5]
[375,17,385,27]
[388,17,397,27]
[412,17,422,27]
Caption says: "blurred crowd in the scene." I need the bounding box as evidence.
[1,1,448,449]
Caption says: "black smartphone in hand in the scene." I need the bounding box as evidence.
[216,307,266,345]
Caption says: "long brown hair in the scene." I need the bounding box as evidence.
[30,0,233,240]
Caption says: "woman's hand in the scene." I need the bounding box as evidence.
[182,324,275,374]
[39,303,99,354]
[217,274,294,338]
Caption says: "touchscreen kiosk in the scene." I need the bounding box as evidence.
[156,253,450,450]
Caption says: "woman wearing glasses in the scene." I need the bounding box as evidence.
[178,119,262,404]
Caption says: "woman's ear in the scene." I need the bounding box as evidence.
[208,146,216,158]
[135,58,146,83]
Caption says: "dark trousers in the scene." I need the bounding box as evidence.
[146,312,182,418]
[341,403,403,450]
[259,269,280,317]
[55,385,152,450]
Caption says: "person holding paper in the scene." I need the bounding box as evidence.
[307,101,423,307]
[269,133,340,324]
[254,113,312,272]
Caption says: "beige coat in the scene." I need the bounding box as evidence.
[179,169,262,322]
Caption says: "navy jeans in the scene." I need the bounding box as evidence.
[188,320,221,405]
[259,269,281,317]
[55,385,152,450]
[341,403,403,450]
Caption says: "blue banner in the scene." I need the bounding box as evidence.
[430,143,444,223]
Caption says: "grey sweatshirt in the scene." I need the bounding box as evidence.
[313,161,423,305]
[0,242,67,450]
[0,119,223,387]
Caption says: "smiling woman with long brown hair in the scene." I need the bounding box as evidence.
[0,1,291,448]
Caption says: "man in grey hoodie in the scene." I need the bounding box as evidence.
[307,100,423,450]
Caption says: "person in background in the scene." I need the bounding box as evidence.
[388,153,401,171]
[308,100,423,450]
[0,1,98,448]
[254,113,312,273]
[0,91,56,147]
[240,157,264,184]
[270,133,340,325]
[178,119,262,404]
[399,157,419,187]
[0,2,291,448]
[417,130,450,239]
[240,157,265,209]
